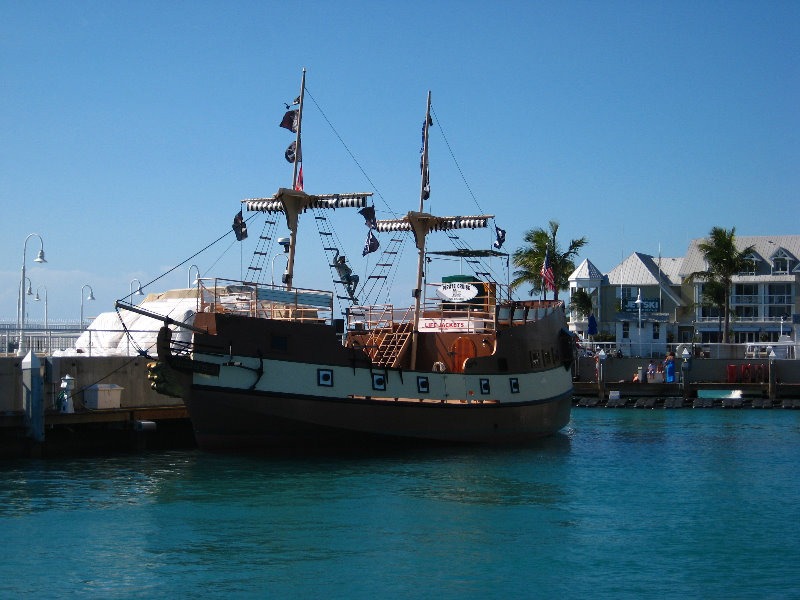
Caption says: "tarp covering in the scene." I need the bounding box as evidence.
[53,288,203,357]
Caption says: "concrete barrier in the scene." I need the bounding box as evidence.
[0,355,183,414]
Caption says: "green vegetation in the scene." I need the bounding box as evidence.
[687,226,755,343]
[511,220,587,302]
[569,288,593,318]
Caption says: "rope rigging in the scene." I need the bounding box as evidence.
[245,217,279,285]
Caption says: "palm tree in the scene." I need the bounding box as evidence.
[697,280,727,341]
[569,288,594,319]
[687,226,755,343]
[511,220,587,302]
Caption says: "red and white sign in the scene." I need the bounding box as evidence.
[419,318,486,332]
[436,282,479,303]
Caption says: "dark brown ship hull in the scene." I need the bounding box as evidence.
[186,385,572,451]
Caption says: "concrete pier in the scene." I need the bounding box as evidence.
[572,355,800,408]
[0,354,192,457]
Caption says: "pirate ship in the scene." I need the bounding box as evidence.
[120,71,573,450]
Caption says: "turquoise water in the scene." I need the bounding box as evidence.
[2,409,799,599]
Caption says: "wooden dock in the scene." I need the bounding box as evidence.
[0,405,193,458]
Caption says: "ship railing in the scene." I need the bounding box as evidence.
[345,297,564,335]
[196,278,334,324]
[346,304,414,332]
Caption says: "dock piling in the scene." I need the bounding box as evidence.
[22,351,44,443]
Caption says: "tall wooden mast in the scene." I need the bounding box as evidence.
[292,68,306,191]
[409,92,432,368]
[284,68,306,289]
[418,91,431,212]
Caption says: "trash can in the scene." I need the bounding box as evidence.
[726,365,738,383]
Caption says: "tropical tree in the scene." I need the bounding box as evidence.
[697,280,727,341]
[686,226,755,343]
[569,288,594,318]
[511,220,587,302]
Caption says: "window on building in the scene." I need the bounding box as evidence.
[771,250,793,274]
[768,283,791,301]
[733,331,758,344]
[653,323,660,339]
[737,305,758,320]
[734,283,758,297]
[622,322,629,339]
[768,305,792,319]
[699,305,721,319]
[766,283,793,320]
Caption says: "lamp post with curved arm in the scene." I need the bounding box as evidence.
[34,286,49,355]
[80,284,95,331]
[130,278,144,302]
[18,233,46,354]
[188,265,200,288]
[127,279,144,356]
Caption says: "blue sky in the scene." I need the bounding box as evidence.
[2,1,798,321]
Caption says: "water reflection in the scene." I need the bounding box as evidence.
[0,433,573,517]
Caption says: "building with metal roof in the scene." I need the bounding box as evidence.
[568,235,800,357]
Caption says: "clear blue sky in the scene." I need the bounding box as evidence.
[2,1,798,321]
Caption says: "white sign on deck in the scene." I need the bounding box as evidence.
[419,318,486,332]
[436,282,479,303]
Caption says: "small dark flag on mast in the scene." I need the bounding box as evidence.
[358,206,377,229]
[285,140,302,163]
[493,225,506,249]
[419,115,433,153]
[363,229,379,256]
[280,109,299,132]
[232,210,248,241]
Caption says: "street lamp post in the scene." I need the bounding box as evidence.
[635,288,643,329]
[634,288,644,357]
[188,265,200,289]
[597,348,607,401]
[18,234,47,355]
[34,286,49,355]
[80,284,95,331]
[127,279,144,356]
[130,278,144,302]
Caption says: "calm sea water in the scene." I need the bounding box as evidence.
[1,409,799,600]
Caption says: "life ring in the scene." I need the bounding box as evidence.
[432,361,447,373]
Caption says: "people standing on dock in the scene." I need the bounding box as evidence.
[664,353,676,383]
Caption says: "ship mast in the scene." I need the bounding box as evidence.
[410,91,432,369]
[418,91,431,213]
[284,68,306,290]
[244,69,372,295]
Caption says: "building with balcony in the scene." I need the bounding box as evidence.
[568,235,800,356]
[680,235,799,344]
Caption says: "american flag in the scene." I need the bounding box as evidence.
[294,165,303,191]
[541,249,556,291]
